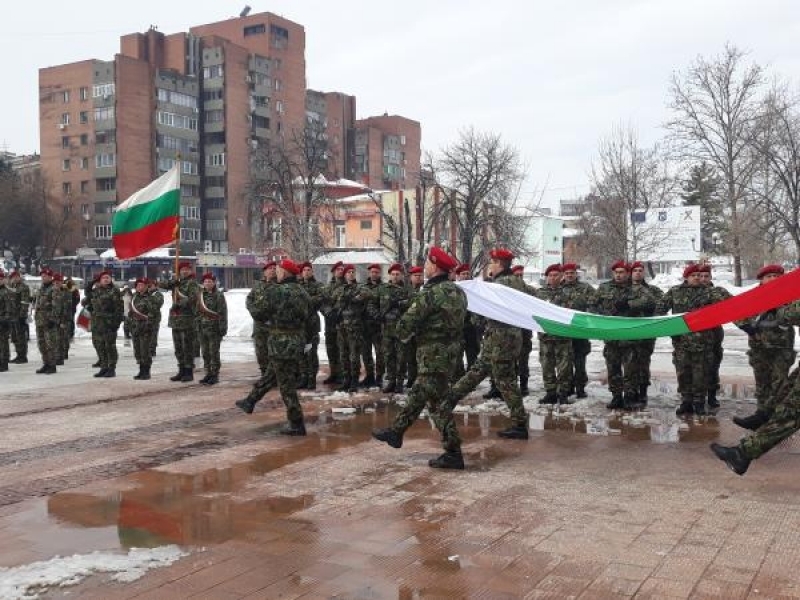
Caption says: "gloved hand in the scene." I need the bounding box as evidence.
[614,298,629,312]
[738,323,757,336]
[303,343,312,354]
[757,318,779,330]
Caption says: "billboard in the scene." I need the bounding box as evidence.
[630,206,702,262]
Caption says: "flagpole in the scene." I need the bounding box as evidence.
[174,158,181,279]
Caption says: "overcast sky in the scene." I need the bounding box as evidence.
[3,0,800,209]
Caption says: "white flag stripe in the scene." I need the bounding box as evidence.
[116,165,180,212]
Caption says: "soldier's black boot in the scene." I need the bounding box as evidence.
[639,384,649,406]
[169,368,184,382]
[372,428,403,448]
[498,425,529,440]
[733,410,770,431]
[235,397,257,414]
[56,358,64,366]
[204,373,219,385]
[519,377,529,397]
[347,378,359,393]
[42,364,57,374]
[336,377,351,392]
[12,355,28,364]
[94,368,108,378]
[394,382,404,394]
[198,373,211,384]
[575,386,587,399]
[0,363,8,372]
[306,376,316,390]
[138,365,151,381]
[323,373,342,385]
[103,367,116,378]
[36,364,49,374]
[360,373,377,388]
[710,443,751,475]
[606,394,625,410]
[693,398,707,416]
[180,368,193,382]
[405,376,416,388]
[483,383,502,400]
[133,366,144,380]
[429,450,465,470]
[623,391,639,410]
[675,396,694,416]
[707,390,720,410]
[280,420,307,436]
[539,391,559,405]
[381,379,397,394]
[557,393,570,405]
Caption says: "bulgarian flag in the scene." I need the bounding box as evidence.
[112,166,180,259]
[458,268,800,340]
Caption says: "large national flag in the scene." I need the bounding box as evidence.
[112,166,180,259]
[457,268,800,340]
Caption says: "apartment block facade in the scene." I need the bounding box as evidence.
[306,90,357,180]
[354,114,421,190]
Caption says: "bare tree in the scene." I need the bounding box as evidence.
[667,44,765,285]
[590,125,677,261]
[425,127,527,270]
[246,118,337,260]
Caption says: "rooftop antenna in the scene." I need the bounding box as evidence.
[240,5,251,17]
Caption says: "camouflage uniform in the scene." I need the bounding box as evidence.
[34,281,64,370]
[628,281,662,400]
[450,269,528,428]
[239,274,311,428]
[9,278,30,362]
[537,284,574,400]
[707,285,732,405]
[403,283,424,386]
[559,278,596,396]
[320,275,344,382]
[55,283,72,363]
[386,273,467,451]
[299,276,324,388]
[335,280,366,390]
[129,290,161,375]
[247,278,272,376]
[161,275,200,375]
[657,283,713,413]
[0,282,12,369]
[198,288,227,379]
[89,283,124,373]
[592,279,637,404]
[148,287,164,357]
[360,277,384,385]
[379,278,412,390]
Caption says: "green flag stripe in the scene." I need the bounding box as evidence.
[112,189,180,236]
[535,313,691,340]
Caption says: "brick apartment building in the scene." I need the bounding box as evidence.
[354,114,421,190]
[306,90,357,181]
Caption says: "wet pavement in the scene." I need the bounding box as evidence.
[2,335,800,598]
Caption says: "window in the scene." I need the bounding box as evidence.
[202,65,224,79]
[205,176,225,188]
[80,181,89,194]
[270,24,289,49]
[157,111,198,131]
[206,153,225,167]
[180,205,200,220]
[80,203,90,216]
[93,106,115,122]
[95,153,115,168]
[276,100,284,114]
[400,135,406,145]
[268,217,282,246]
[252,115,270,130]
[180,228,200,242]
[203,89,224,101]
[79,111,89,124]
[360,220,373,230]
[204,198,225,210]
[94,225,112,239]
[274,79,282,91]
[92,83,115,98]
[244,24,266,36]
[61,136,70,149]
[62,159,70,171]
[80,134,88,146]
[253,95,269,107]
[96,178,116,191]
[95,201,115,214]
[80,87,89,101]
[61,90,70,103]
[206,219,226,232]
[62,182,72,195]
[182,161,198,175]
[181,184,198,197]
[80,157,89,170]
[95,130,116,144]
[252,72,269,87]
[204,110,224,123]
[156,88,198,109]
[60,113,70,125]
[157,134,197,154]
[334,221,346,247]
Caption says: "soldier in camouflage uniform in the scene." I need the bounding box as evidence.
[372,247,468,469]
[560,264,595,398]
[335,264,366,393]
[449,248,531,439]
[537,264,575,404]
[197,273,227,385]
[8,271,30,364]
[320,261,345,385]
[52,274,70,364]
[89,271,124,378]
[235,259,312,435]
[146,279,164,357]
[629,261,663,406]
[403,266,425,388]
[130,278,160,380]
[160,261,200,382]
[247,262,276,377]
[34,268,64,374]
[379,263,412,393]
[656,264,714,416]
[511,265,538,396]
[711,290,800,475]
[359,264,384,387]
[0,271,13,371]
[455,265,481,378]
[699,264,732,409]
[592,261,638,409]
[732,265,796,430]
[299,261,324,390]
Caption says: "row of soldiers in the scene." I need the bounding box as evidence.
[0,270,32,370]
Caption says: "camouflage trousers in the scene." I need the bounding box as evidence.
[338,322,364,382]
[382,322,404,384]
[630,338,657,389]
[11,319,28,359]
[246,356,304,423]
[391,372,461,452]
[324,320,341,377]
[253,325,269,374]
[539,336,574,395]
[0,323,9,366]
[35,322,59,366]
[462,323,480,375]
[199,329,222,375]
[451,351,527,427]
[603,340,636,395]
[402,339,418,384]
[361,321,383,379]
[59,323,70,360]
[571,338,591,390]
[193,321,201,358]
[149,320,160,356]
[741,380,800,459]
[709,327,724,393]
[132,328,154,367]
[300,333,320,385]
[749,347,796,413]
[172,327,196,369]
[92,329,118,369]
[672,342,709,399]
[519,330,534,383]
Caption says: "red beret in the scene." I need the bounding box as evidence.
[9,270,21,278]
[544,264,562,276]
[178,261,192,270]
[201,272,216,281]
[629,261,644,270]
[342,263,356,274]
[40,268,54,277]
[388,263,403,274]
[135,277,148,286]
[455,263,471,275]
[0,271,5,279]
[610,260,629,272]
[97,270,112,279]
[330,260,343,273]
[490,248,515,261]
[512,265,525,274]
[367,263,381,271]
[300,261,312,270]
[409,266,423,275]
[757,264,784,279]
[280,259,301,275]
[697,264,711,273]
[428,246,458,271]
[263,261,277,270]
[683,263,700,278]
[562,263,579,272]
[52,273,64,282]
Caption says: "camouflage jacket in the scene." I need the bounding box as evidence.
[657,283,714,350]
[559,280,596,312]
[738,298,797,350]
[150,289,164,322]
[8,280,31,319]
[129,291,162,334]
[320,276,344,324]
[161,275,200,330]
[536,283,569,341]
[249,275,311,359]
[198,289,228,336]
[55,287,73,326]
[0,286,13,325]
[300,277,324,335]
[379,281,412,324]
[360,278,383,322]
[628,281,660,317]
[89,284,124,333]
[247,279,271,333]
[336,281,365,326]
[397,273,467,374]
[592,280,632,317]
[34,282,64,326]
